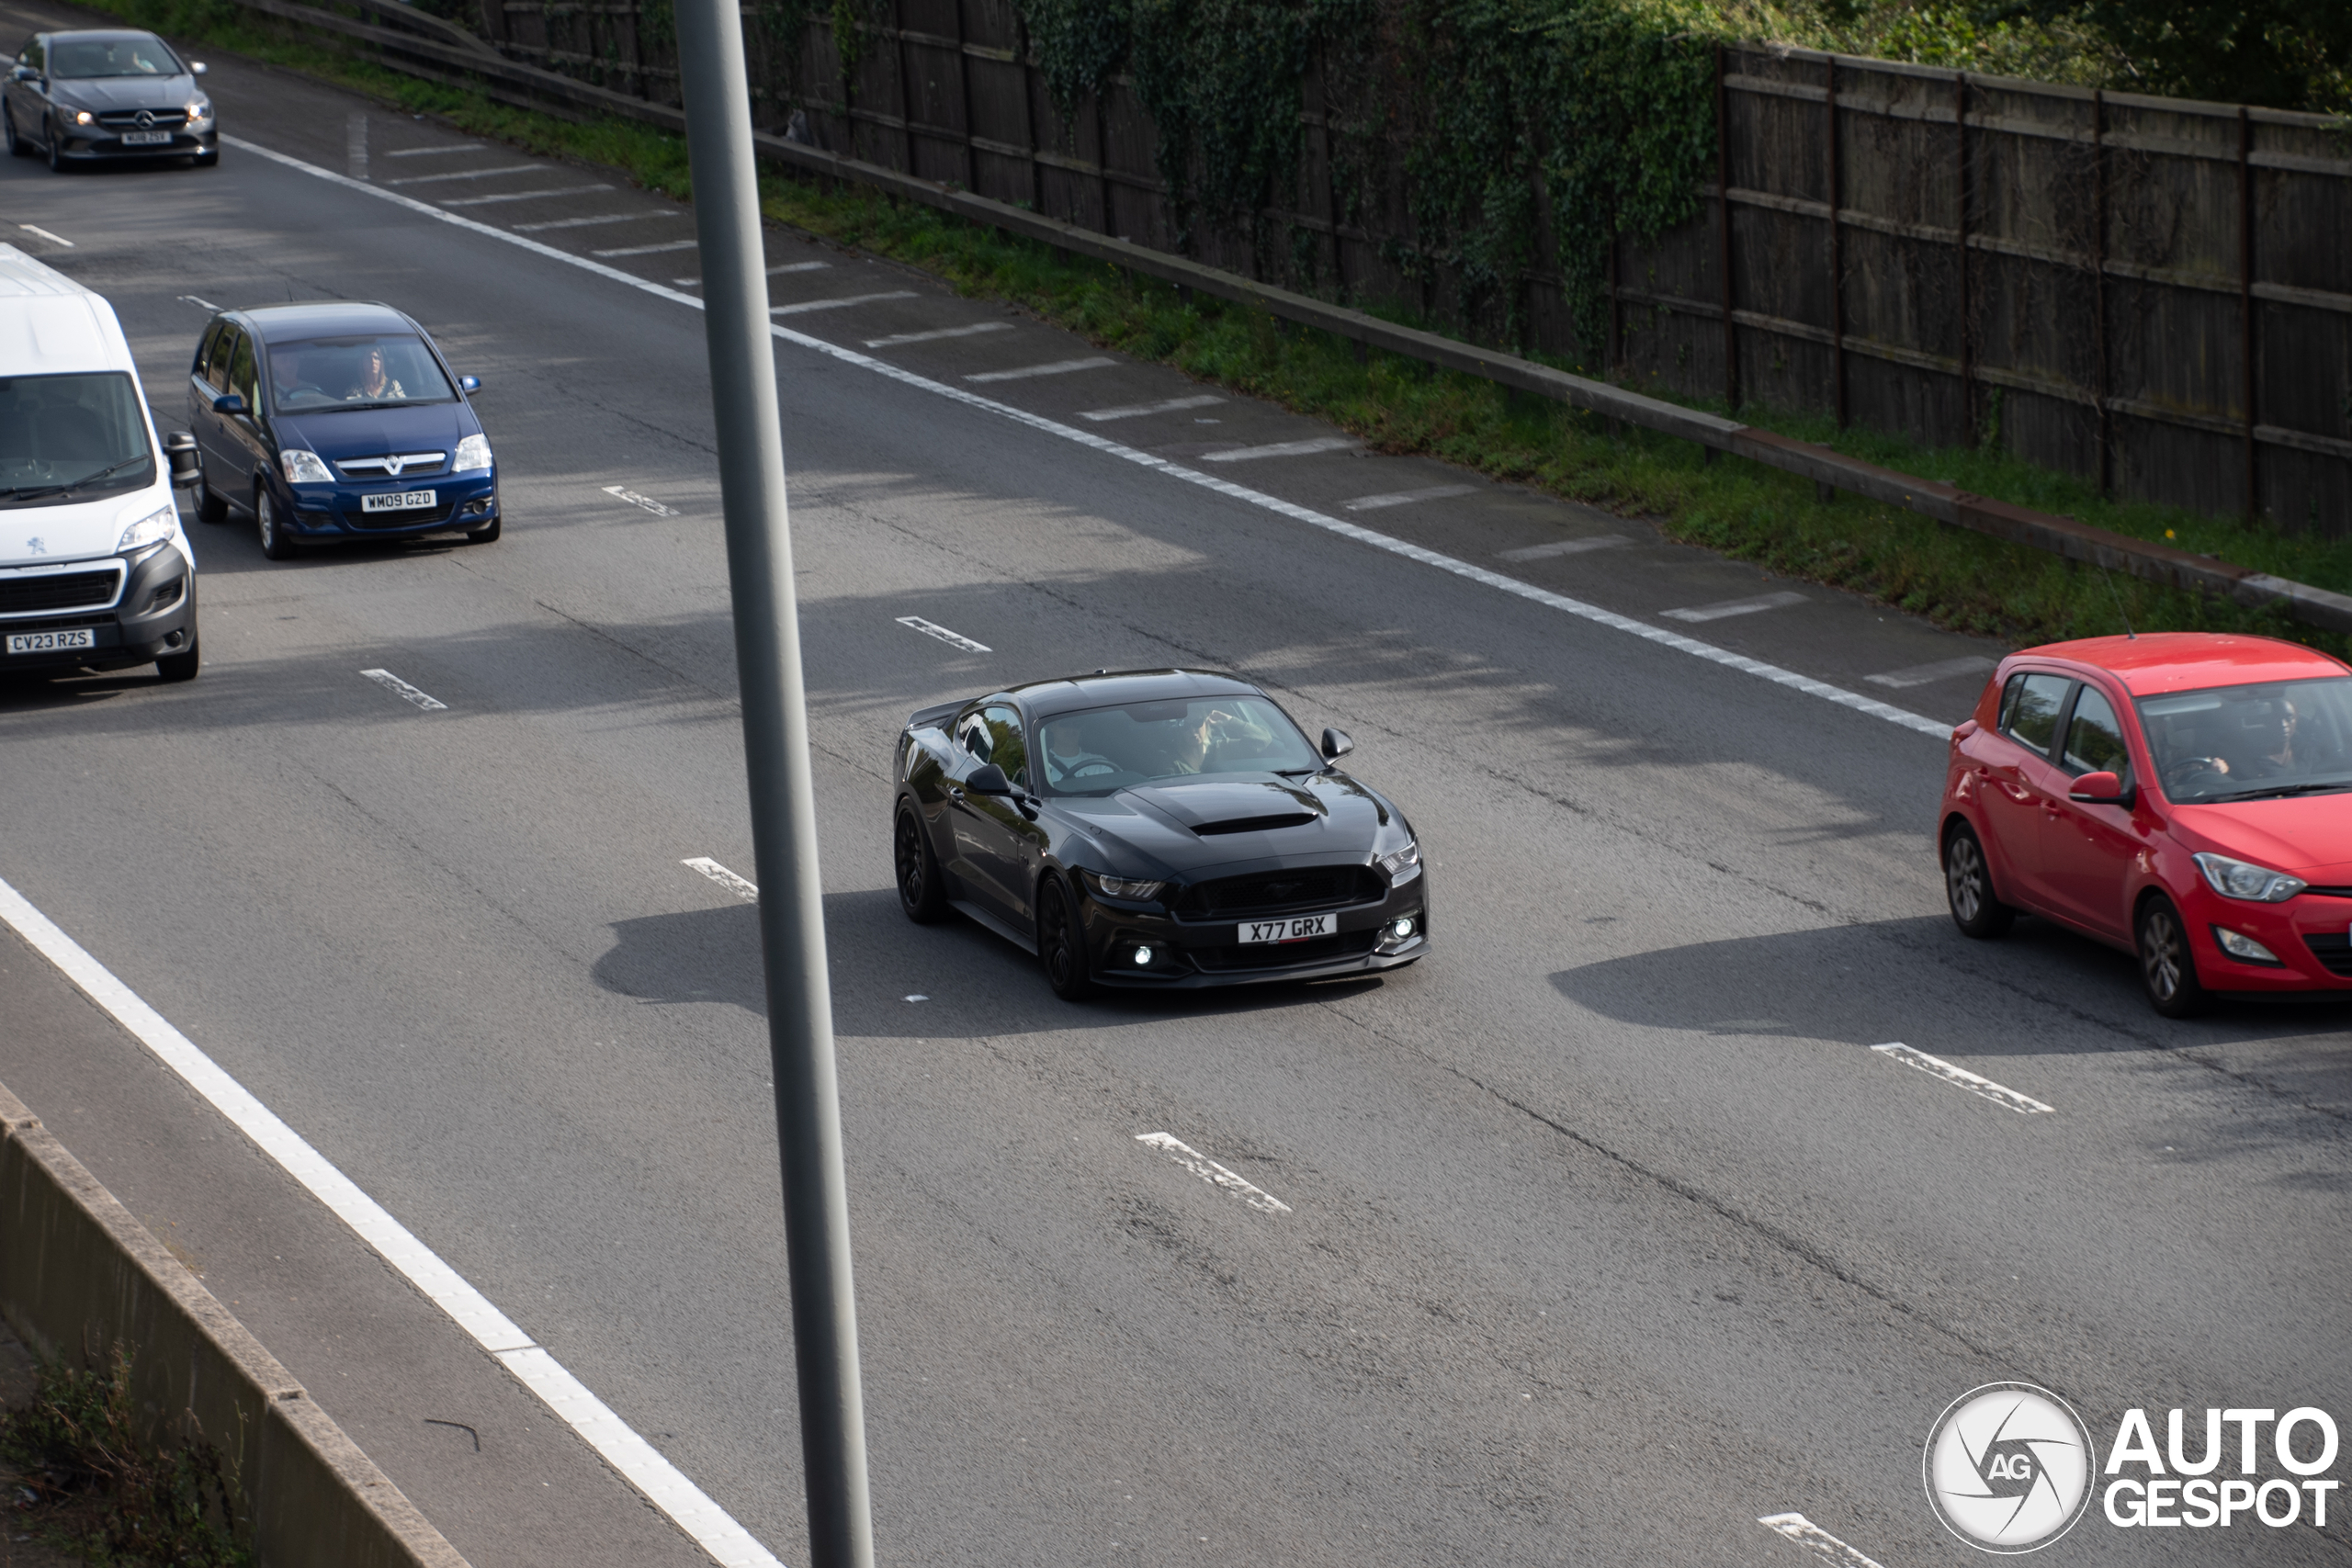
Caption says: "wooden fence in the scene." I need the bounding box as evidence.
[469,0,2352,535]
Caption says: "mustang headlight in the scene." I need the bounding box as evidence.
[116,504,177,557]
[279,448,334,485]
[454,434,492,470]
[1376,841,1421,884]
[2192,852,2306,903]
[1083,870,1165,902]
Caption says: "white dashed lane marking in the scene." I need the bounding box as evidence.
[360,669,447,711]
[383,164,542,186]
[382,141,484,156]
[865,321,1013,349]
[1660,589,1809,623]
[601,484,681,517]
[1866,654,1996,690]
[965,356,1115,383]
[897,615,990,653]
[676,261,832,287]
[514,211,676,231]
[1872,1043,2054,1114]
[442,186,612,208]
[177,294,220,311]
[1758,1514,1889,1568]
[770,290,916,316]
[683,857,759,903]
[593,239,699,258]
[1136,1134,1292,1214]
[1203,435,1363,463]
[1080,394,1225,422]
[1344,483,1477,511]
[17,224,73,247]
[1498,535,1632,561]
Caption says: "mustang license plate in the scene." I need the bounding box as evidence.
[119,130,172,145]
[362,490,436,513]
[8,629,96,654]
[1240,912,1335,944]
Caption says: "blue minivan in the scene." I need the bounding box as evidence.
[186,302,498,558]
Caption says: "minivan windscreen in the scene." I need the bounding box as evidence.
[0,372,155,507]
[2138,678,2352,802]
[268,334,456,412]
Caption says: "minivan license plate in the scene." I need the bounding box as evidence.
[8,629,96,654]
[120,130,172,145]
[1240,912,1334,944]
[363,490,436,513]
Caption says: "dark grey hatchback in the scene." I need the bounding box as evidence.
[3,29,217,170]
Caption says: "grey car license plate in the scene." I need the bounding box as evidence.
[1239,911,1335,944]
[362,490,436,513]
[8,629,96,654]
[119,130,172,146]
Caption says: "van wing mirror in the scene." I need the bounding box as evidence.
[162,431,201,487]
[211,392,246,416]
[1320,727,1353,761]
[2068,771,2133,806]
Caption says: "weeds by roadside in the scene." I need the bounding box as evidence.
[0,1346,249,1567]
[79,0,2352,659]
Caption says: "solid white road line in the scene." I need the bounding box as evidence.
[683,857,760,903]
[220,133,1954,741]
[384,164,543,186]
[359,669,447,711]
[964,356,1115,383]
[1345,483,1477,511]
[1758,1513,1890,1568]
[1865,654,1996,690]
[864,321,1012,349]
[442,186,612,207]
[896,615,990,653]
[513,211,674,231]
[602,484,682,517]
[1135,1134,1292,1215]
[17,224,73,247]
[383,141,485,156]
[771,290,916,316]
[1498,535,1632,561]
[0,877,787,1568]
[593,239,700,257]
[1660,589,1809,623]
[1203,435,1362,463]
[1080,393,1224,422]
[177,294,221,311]
[1871,1043,2054,1114]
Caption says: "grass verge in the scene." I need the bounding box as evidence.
[85,0,2352,660]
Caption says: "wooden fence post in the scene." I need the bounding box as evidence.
[1826,56,1846,428]
[1955,72,1974,447]
[2092,88,2110,494]
[2239,104,2257,520]
[1715,43,1737,412]
[1014,13,1044,214]
[952,0,975,190]
[1094,89,1114,235]
[890,0,914,171]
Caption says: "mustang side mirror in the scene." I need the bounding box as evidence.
[967,763,1013,795]
[459,374,481,393]
[211,392,246,416]
[163,431,201,487]
[2068,771,2133,806]
[1320,727,1353,761]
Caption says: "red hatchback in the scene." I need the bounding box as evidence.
[1939,632,2352,1015]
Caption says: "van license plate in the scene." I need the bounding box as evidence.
[362,490,436,513]
[1240,912,1334,944]
[8,629,96,654]
[119,130,172,145]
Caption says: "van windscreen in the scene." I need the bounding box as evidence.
[0,372,155,508]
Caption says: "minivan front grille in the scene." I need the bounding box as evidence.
[1175,865,1384,918]
[0,567,124,617]
[335,453,448,479]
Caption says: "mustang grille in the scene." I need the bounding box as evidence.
[0,568,123,617]
[1175,865,1384,918]
[2303,933,2352,977]
[1193,930,1379,972]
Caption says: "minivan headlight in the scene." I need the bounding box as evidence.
[279,448,334,485]
[116,504,177,556]
[454,434,492,471]
[1376,841,1420,884]
[2192,852,2306,903]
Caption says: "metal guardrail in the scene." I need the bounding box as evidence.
[232,0,2352,638]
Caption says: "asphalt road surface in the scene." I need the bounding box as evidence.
[2,12,2346,1566]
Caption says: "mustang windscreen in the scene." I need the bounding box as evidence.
[2138,678,2352,802]
[1037,696,1322,795]
[0,372,155,507]
[268,335,456,412]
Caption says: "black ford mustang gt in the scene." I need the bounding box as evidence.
[892,669,1429,998]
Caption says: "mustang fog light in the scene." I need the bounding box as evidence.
[2211,927,2282,965]
[1390,917,1417,940]
[1132,946,1155,966]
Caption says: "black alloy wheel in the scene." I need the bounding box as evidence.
[893,805,948,924]
[4,106,27,158]
[193,464,229,524]
[155,633,199,683]
[1038,875,1095,1001]
[1943,822,2014,939]
[45,118,66,174]
[2135,896,2208,1018]
[255,485,295,560]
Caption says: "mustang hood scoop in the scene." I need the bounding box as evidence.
[1191,812,1319,836]
[1125,778,1329,836]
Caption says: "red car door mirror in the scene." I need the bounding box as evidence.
[2068,771,2132,805]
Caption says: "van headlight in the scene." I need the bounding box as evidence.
[1376,841,1420,884]
[454,434,492,471]
[2192,852,2306,903]
[117,504,178,557]
[279,448,334,485]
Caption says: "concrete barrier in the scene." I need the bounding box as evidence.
[0,1080,469,1568]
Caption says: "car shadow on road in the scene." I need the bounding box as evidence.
[591,888,1396,1040]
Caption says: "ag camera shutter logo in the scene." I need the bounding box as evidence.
[1924,1382,2095,1552]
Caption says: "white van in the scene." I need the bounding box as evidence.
[0,243,200,681]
